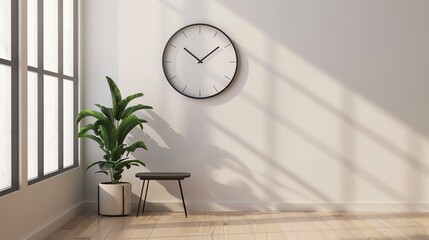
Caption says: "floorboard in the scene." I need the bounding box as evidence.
[47,211,429,239]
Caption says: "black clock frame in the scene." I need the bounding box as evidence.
[162,23,239,99]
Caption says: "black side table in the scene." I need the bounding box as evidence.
[135,172,191,217]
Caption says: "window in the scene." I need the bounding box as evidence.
[28,0,78,183]
[0,0,18,196]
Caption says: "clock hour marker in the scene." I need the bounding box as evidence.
[213,31,218,38]
[168,75,176,81]
[182,31,187,38]
[199,90,201,97]
[229,60,236,63]
[224,75,232,80]
[164,60,172,63]
[224,43,231,48]
[213,85,218,92]
[169,43,176,48]
[199,26,201,34]
[182,85,187,92]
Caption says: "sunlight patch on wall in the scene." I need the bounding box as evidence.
[206,0,429,202]
[110,0,429,205]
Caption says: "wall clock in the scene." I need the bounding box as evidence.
[162,23,238,99]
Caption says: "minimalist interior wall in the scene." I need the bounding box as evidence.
[0,169,83,240]
[83,0,429,211]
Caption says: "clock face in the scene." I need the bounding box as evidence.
[162,24,238,99]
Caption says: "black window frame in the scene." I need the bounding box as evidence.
[0,0,19,197]
[28,0,79,185]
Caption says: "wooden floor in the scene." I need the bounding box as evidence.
[47,211,429,239]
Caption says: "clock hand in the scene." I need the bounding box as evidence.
[183,47,202,63]
[199,46,220,64]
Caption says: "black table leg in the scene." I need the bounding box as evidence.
[136,180,145,217]
[178,180,188,218]
[142,180,150,214]
[97,186,100,215]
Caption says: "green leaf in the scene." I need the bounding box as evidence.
[77,134,103,146]
[99,162,115,170]
[117,157,130,162]
[95,104,114,121]
[139,118,148,123]
[98,125,110,150]
[137,118,147,130]
[79,121,101,137]
[117,114,143,144]
[85,161,106,172]
[76,110,105,124]
[106,76,122,120]
[125,141,147,156]
[95,170,108,176]
[113,169,124,181]
[120,104,153,119]
[117,93,144,118]
[78,124,95,135]
[98,123,117,151]
[111,144,125,162]
[113,159,145,171]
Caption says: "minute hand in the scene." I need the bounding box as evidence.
[199,46,219,64]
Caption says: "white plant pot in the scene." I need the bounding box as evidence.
[98,182,131,216]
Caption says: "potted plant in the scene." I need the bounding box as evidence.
[76,76,153,216]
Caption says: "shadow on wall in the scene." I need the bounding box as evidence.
[115,0,429,210]
[128,108,424,210]
[211,0,429,207]
[129,111,337,209]
[218,0,429,136]
[129,111,271,209]
[238,49,429,203]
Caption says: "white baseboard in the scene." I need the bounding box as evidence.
[28,202,84,240]
[82,201,429,213]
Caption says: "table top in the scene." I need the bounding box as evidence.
[135,172,191,180]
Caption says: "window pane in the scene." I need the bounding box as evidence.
[28,71,38,180]
[63,0,73,77]
[0,0,11,60]
[43,0,58,72]
[63,80,73,167]
[28,0,38,67]
[0,64,11,190]
[44,75,58,174]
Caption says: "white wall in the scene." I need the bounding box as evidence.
[0,169,83,240]
[83,0,429,211]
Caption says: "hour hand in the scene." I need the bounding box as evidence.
[184,47,202,63]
